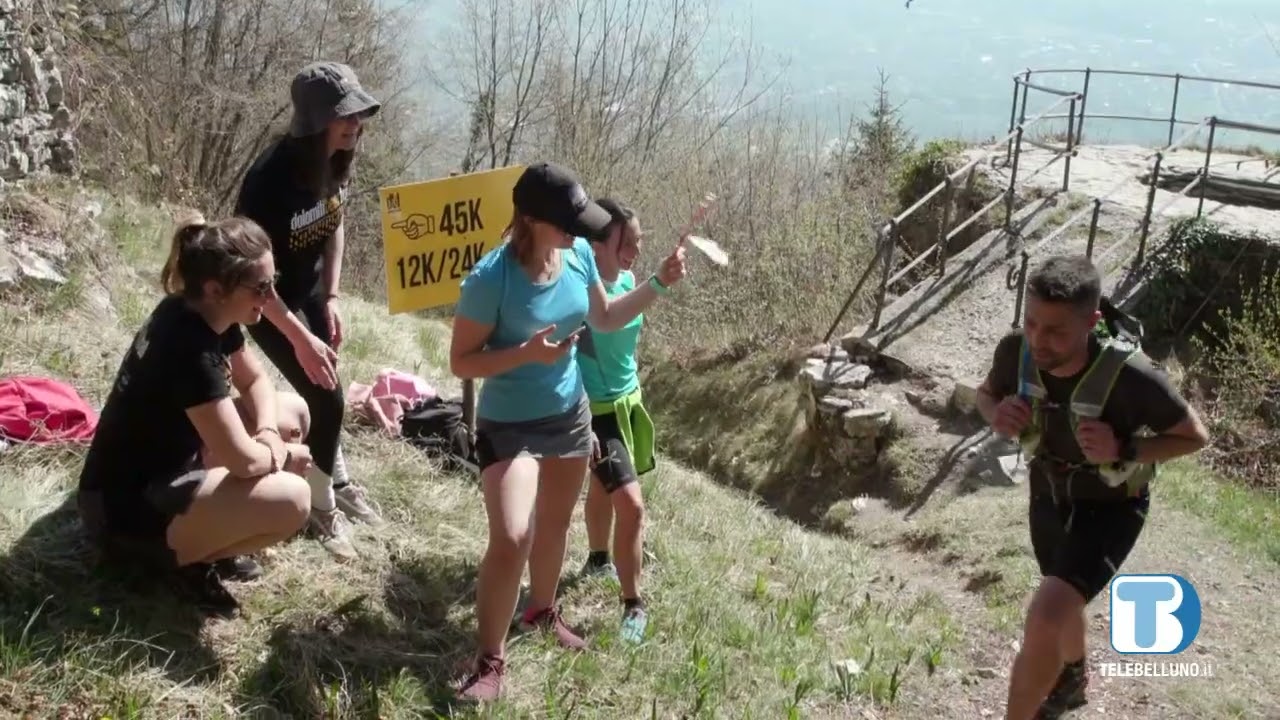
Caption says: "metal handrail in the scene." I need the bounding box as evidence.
[1039,113,1199,127]
[1025,116,1214,260]
[822,66,1280,346]
[1023,67,1280,93]
[1016,76,1079,98]
[820,89,1079,341]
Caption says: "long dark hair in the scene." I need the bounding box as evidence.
[278,128,360,198]
[161,214,272,300]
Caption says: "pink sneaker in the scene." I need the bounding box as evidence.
[456,654,505,702]
[520,606,588,651]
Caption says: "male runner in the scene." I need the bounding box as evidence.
[975,255,1209,720]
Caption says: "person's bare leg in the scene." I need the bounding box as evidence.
[584,473,613,557]
[166,468,312,567]
[204,392,311,469]
[475,456,540,657]
[1063,606,1086,663]
[1004,577,1083,720]
[611,482,645,601]
[526,456,590,612]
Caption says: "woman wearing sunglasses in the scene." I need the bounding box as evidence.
[77,215,315,618]
[233,61,385,562]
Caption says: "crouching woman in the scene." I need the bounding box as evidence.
[77,216,314,617]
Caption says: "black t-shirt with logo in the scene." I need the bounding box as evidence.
[984,329,1190,501]
[234,138,347,307]
[79,295,245,538]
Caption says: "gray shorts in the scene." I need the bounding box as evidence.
[474,397,594,471]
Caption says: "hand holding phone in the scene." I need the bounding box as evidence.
[522,325,581,364]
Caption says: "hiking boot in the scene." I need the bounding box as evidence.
[1035,660,1089,719]
[456,653,505,702]
[174,562,240,618]
[334,483,386,527]
[214,555,262,582]
[308,507,358,561]
[620,604,648,645]
[519,606,588,651]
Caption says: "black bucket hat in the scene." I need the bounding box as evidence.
[289,61,382,138]
[512,162,612,239]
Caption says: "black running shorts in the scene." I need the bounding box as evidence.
[590,409,639,493]
[1028,490,1149,603]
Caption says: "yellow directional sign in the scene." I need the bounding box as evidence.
[378,165,526,314]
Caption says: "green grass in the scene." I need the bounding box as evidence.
[0,180,962,718]
[1157,458,1280,564]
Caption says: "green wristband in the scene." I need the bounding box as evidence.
[648,274,669,295]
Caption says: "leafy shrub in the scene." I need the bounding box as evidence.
[1192,268,1280,489]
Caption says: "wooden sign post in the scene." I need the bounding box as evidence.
[377,164,526,441]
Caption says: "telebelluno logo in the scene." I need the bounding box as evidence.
[1109,573,1202,654]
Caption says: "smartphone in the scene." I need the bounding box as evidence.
[559,326,585,346]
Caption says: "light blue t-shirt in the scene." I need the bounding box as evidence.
[577,270,642,403]
[455,236,601,422]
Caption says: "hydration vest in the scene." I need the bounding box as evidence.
[1015,306,1157,495]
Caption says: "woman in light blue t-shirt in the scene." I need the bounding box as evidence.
[448,162,686,702]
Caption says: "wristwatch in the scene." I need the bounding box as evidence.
[1118,436,1138,463]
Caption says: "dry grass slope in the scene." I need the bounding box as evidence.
[0,181,962,719]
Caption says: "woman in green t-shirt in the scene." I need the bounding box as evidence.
[575,198,664,644]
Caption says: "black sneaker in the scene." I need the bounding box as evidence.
[214,555,263,582]
[175,562,240,618]
[1035,660,1088,719]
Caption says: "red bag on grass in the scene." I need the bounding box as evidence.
[0,375,98,444]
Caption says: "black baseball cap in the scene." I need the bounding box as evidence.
[289,61,382,137]
[512,162,612,239]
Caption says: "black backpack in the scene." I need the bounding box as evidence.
[1096,296,1144,349]
[399,396,478,473]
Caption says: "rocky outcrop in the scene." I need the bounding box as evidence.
[0,0,77,289]
[798,343,896,466]
[0,0,75,180]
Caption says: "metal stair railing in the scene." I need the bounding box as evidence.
[823,66,1280,346]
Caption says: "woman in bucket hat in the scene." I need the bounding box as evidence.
[232,61,384,565]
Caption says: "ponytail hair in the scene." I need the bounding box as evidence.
[160,211,208,296]
[160,214,273,300]
[503,209,537,266]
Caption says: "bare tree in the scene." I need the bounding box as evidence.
[65,0,430,211]
[435,0,778,186]
[430,0,554,173]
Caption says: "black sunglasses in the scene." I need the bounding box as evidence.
[240,272,280,297]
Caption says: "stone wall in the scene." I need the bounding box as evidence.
[0,0,76,289]
[0,0,74,181]
[796,343,895,467]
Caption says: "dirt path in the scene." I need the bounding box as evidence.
[845,457,1280,720]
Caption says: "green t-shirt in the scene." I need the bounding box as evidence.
[577,270,642,402]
